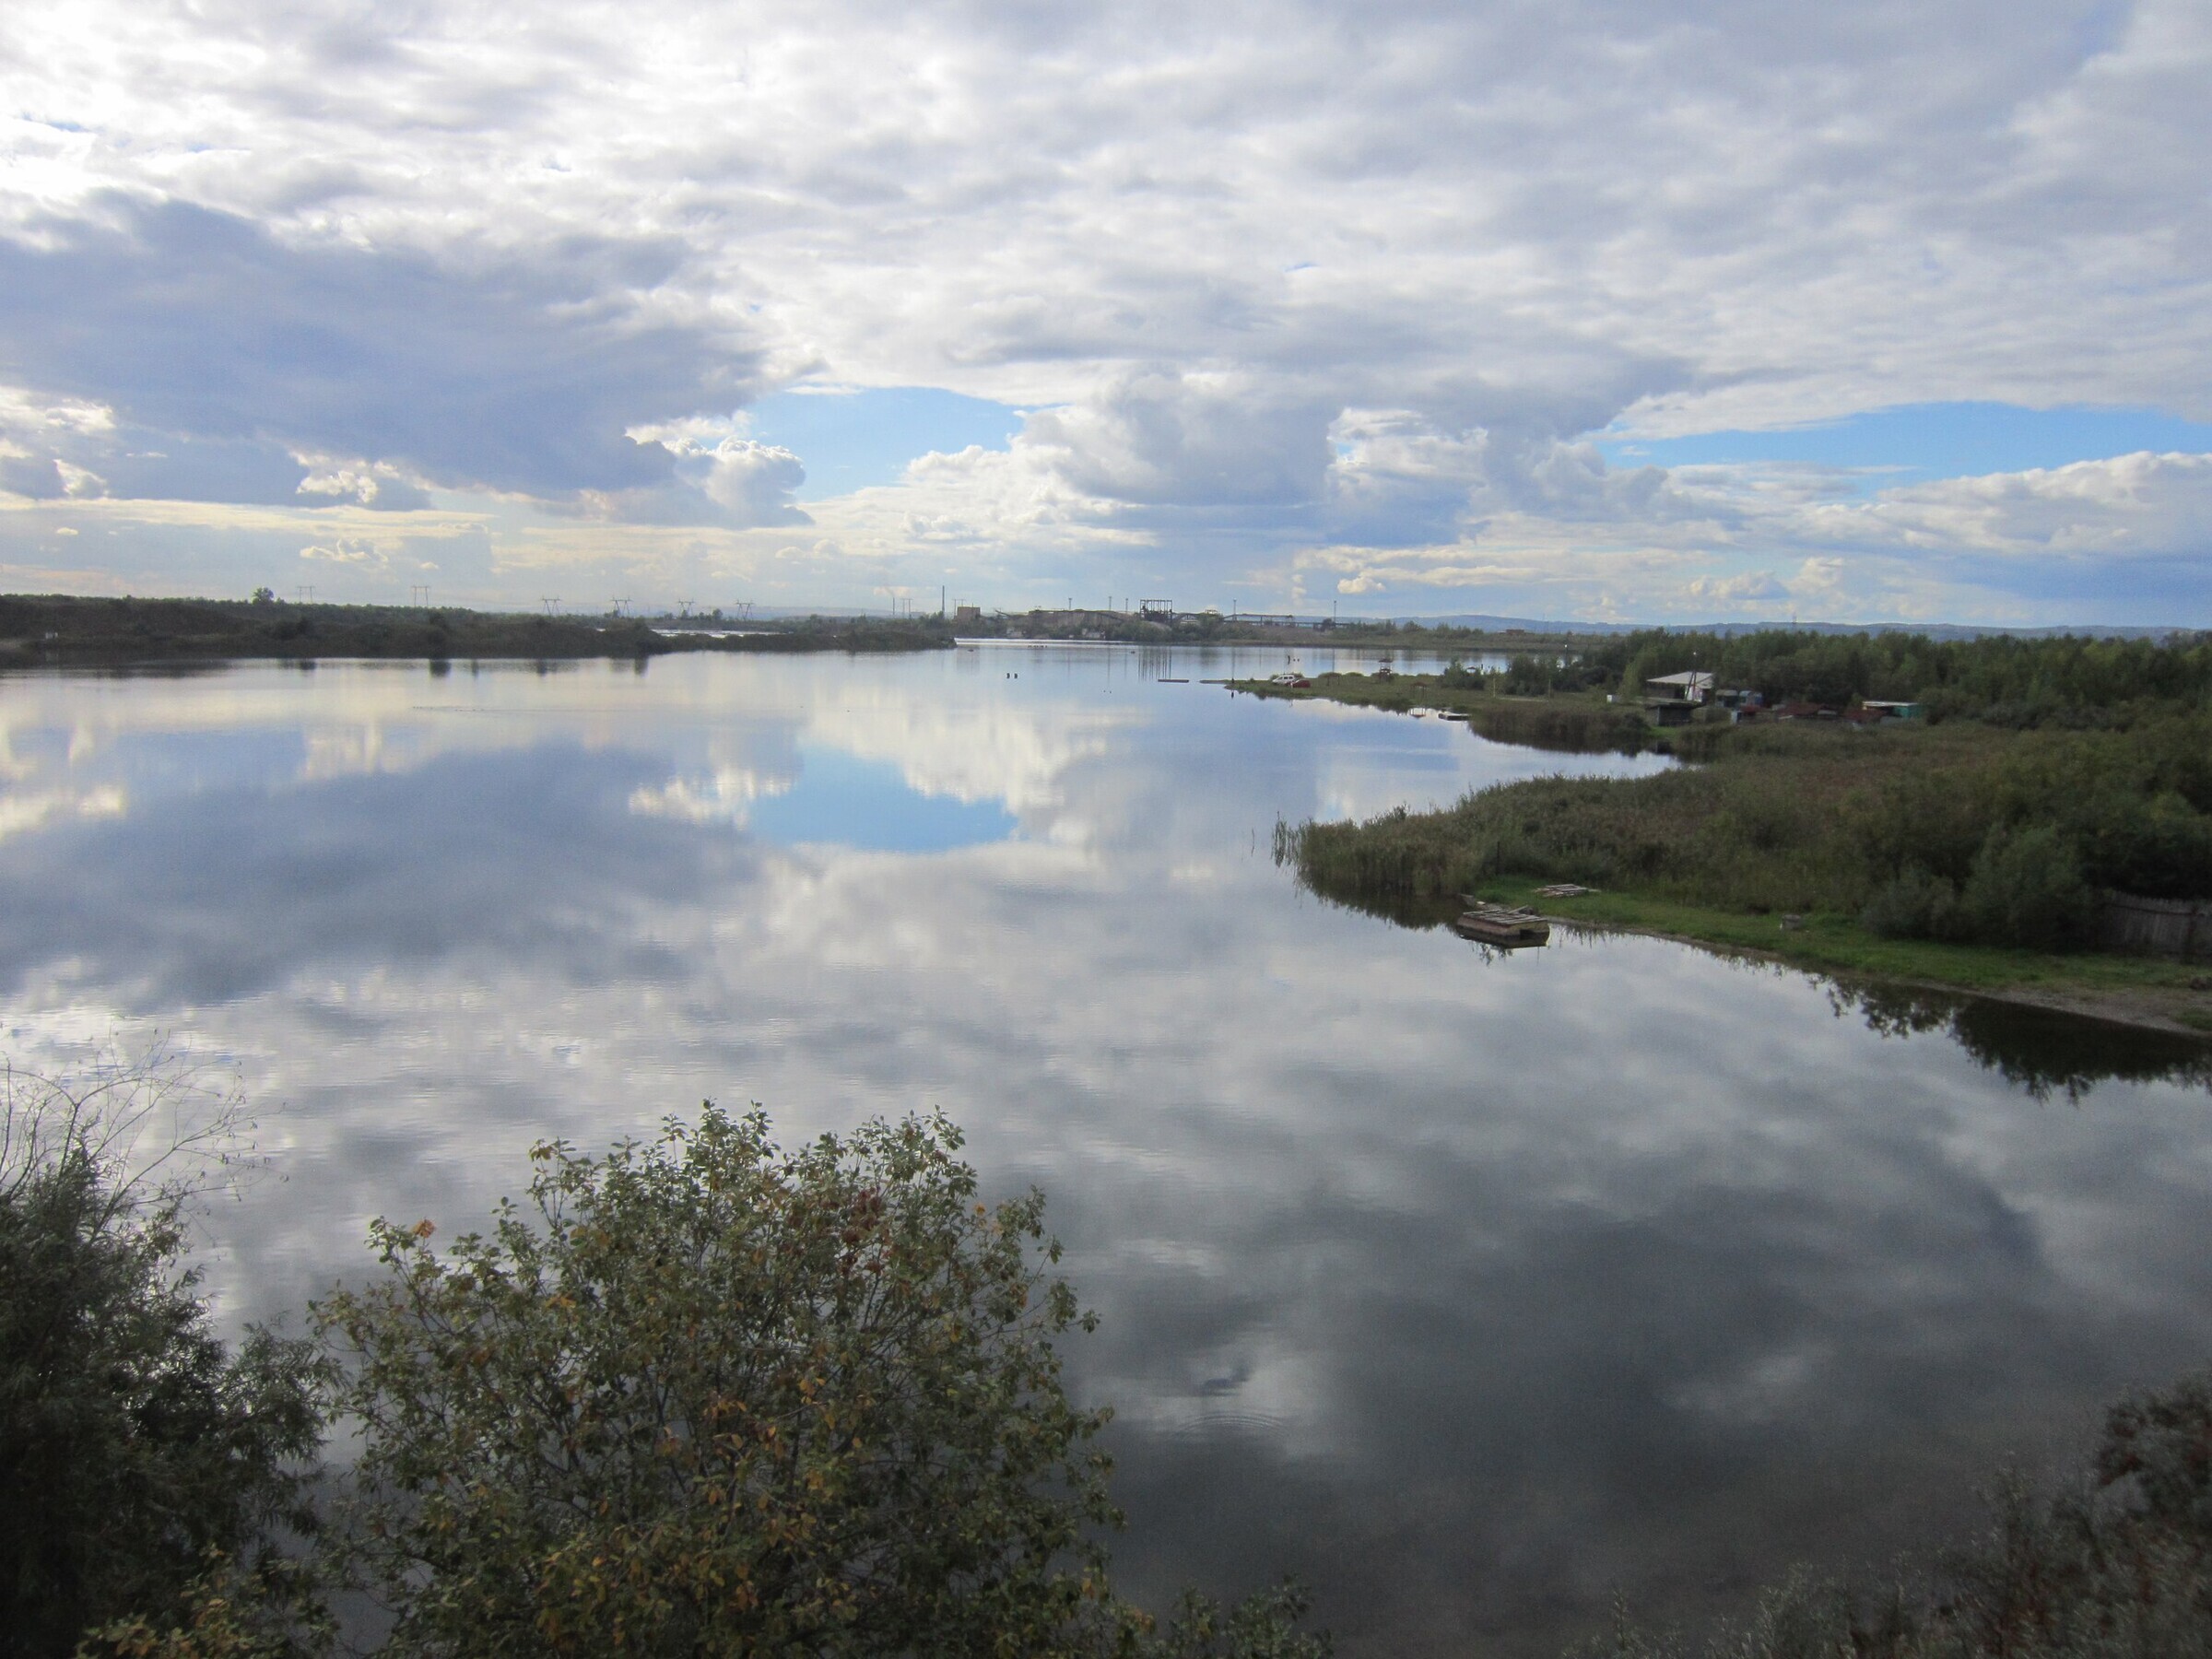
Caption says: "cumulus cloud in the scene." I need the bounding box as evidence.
[52,458,104,498]
[0,197,770,505]
[1293,445,2212,621]
[300,537,385,568]
[0,0,2207,618]
[1686,571,1791,607]
[621,422,812,528]
[1021,370,1332,512]
[294,454,434,512]
[1796,451,2212,558]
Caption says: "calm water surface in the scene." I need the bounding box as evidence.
[4,645,2209,1655]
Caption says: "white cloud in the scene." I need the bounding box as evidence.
[1686,572,1790,607]
[0,0,2206,618]
[1793,451,2212,557]
[0,384,112,436]
[52,458,104,498]
[294,453,434,512]
[300,536,385,568]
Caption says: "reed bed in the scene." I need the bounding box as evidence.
[1282,716,2212,949]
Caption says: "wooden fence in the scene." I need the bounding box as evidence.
[2098,892,2211,961]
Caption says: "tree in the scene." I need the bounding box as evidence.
[316,1107,1316,1658]
[250,588,275,606]
[0,1061,327,1659]
[1961,824,2096,950]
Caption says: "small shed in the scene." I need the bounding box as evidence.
[1645,670,1714,704]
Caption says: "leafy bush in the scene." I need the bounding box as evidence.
[1860,866,1964,942]
[2072,789,2212,899]
[0,1067,327,1659]
[80,1553,334,1659]
[1288,708,2212,947]
[1960,826,2096,951]
[1469,701,1651,754]
[315,1106,1326,1659]
[1501,653,1559,696]
[1573,1367,2212,1659]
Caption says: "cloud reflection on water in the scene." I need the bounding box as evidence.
[0,648,2206,1657]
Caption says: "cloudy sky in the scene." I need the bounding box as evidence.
[2,0,2206,623]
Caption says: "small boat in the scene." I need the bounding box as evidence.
[1452,902,1550,947]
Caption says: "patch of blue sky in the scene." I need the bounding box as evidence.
[746,387,1026,500]
[1594,402,2212,485]
[746,746,1016,853]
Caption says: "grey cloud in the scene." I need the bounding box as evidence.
[1024,369,1335,510]
[6,0,2208,615]
[0,197,769,501]
[953,374,1719,577]
[597,437,813,529]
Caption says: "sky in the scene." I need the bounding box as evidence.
[0,0,2206,625]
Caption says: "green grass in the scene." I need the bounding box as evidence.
[1459,875,2204,997]
[1231,675,1657,751]
[1276,708,2212,1025]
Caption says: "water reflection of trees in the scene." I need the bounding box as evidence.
[1834,982,2212,1101]
[1288,870,2212,1101]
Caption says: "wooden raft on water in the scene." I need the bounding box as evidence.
[1453,901,1551,947]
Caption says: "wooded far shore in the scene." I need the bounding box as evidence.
[0,594,955,666]
[1264,628,2212,1038]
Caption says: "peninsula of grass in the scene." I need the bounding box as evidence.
[1472,875,2210,1030]
[1272,629,2212,1036]
[1231,671,1657,751]
[0,594,955,668]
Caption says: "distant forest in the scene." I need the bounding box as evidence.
[1493,627,2212,724]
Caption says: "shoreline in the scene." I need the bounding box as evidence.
[1537,909,2211,1038]
[0,594,954,668]
[1253,666,2212,1042]
[1444,875,2212,1038]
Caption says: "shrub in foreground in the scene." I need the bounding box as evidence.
[0,1070,326,1659]
[1578,1369,2212,1659]
[314,1106,1324,1658]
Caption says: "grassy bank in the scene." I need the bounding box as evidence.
[1234,673,1657,751]
[0,594,954,667]
[1461,875,2212,1036]
[1277,709,2212,1033]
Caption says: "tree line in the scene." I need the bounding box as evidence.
[1486,628,2212,722]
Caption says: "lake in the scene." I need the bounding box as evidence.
[4,644,2209,1655]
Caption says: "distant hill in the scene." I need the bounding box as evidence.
[743,604,2187,642]
[1385,614,2191,641]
